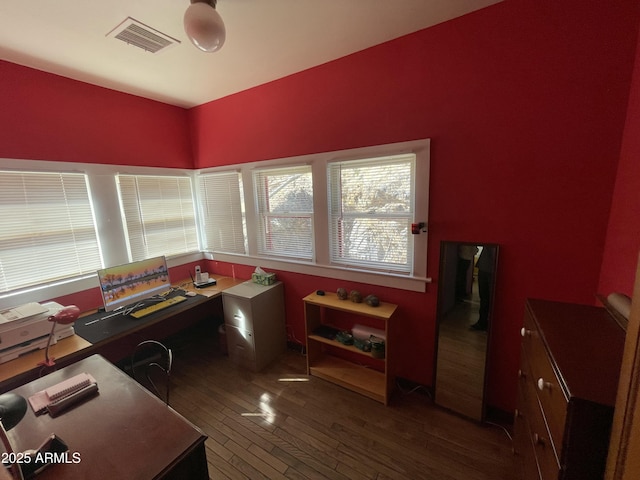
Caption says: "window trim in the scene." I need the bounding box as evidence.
[0,138,430,308]
[116,173,200,261]
[197,170,247,255]
[199,138,431,292]
[0,170,103,293]
[252,164,315,262]
[0,158,202,308]
[327,154,417,274]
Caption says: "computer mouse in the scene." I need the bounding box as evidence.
[185,291,197,297]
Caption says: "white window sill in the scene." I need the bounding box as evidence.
[0,249,429,310]
[206,253,431,292]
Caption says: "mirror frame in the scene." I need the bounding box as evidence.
[433,240,499,422]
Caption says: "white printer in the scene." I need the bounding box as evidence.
[0,302,76,363]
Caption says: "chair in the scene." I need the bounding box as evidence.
[130,340,173,405]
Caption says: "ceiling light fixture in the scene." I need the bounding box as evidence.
[184,0,226,53]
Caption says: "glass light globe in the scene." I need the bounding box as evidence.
[184,2,226,52]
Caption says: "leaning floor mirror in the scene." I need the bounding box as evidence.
[433,241,499,422]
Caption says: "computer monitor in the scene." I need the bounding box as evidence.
[97,256,171,312]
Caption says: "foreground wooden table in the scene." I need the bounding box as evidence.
[7,354,208,479]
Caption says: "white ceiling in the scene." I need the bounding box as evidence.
[0,0,502,108]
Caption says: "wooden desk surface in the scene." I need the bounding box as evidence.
[178,274,244,298]
[0,274,244,391]
[8,354,207,479]
[0,336,91,386]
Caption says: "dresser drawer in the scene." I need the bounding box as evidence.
[514,354,542,480]
[522,312,567,451]
[525,379,560,479]
[513,409,541,480]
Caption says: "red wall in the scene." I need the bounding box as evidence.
[0,0,638,413]
[599,27,640,296]
[0,61,192,168]
[190,0,640,411]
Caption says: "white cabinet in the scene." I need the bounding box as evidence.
[222,281,285,371]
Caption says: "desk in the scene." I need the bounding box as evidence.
[180,275,243,298]
[0,275,243,393]
[7,354,208,479]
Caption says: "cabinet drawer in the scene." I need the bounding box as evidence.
[226,324,256,368]
[514,356,541,480]
[516,351,532,407]
[223,296,253,331]
[522,314,567,451]
[514,410,541,480]
[524,377,560,479]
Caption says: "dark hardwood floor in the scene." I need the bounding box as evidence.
[164,323,519,480]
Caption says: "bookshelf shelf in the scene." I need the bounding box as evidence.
[303,292,397,405]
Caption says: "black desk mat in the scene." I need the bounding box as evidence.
[74,290,206,345]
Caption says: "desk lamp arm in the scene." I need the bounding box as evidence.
[39,306,80,368]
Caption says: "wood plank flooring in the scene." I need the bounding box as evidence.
[164,323,519,480]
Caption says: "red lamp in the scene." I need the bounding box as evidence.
[39,305,80,367]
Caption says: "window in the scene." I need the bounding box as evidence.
[117,175,198,261]
[327,155,416,274]
[197,139,428,290]
[198,171,246,255]
[0,139,427,302]
[0,171,102,292]
[253,165,314,260]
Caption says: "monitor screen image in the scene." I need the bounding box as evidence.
[97,256,171,312]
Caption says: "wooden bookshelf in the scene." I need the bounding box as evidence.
[303,291,397,405]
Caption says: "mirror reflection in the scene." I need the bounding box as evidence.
[434,241,498,422]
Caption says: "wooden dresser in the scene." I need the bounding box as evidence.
[514,299,625,480]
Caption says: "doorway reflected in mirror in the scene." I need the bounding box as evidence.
[434,241,499,422]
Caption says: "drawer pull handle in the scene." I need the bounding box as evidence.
[520,327,531,337]
[234,314,242,319]
[514,408,522,418]
[533,433,545,446]
[518,369,527,379]
[537,378,552,391]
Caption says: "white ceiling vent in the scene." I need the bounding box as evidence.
[106,17,180,53]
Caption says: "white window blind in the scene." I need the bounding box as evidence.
[327,154,415,274]
[117,175,198,261]
[0,171,102,293]
[198,171,246,254]
[253,165,314,260]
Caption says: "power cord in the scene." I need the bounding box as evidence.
[395,379,433,400]
[286,324,305,355]
[484,420,513,443]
